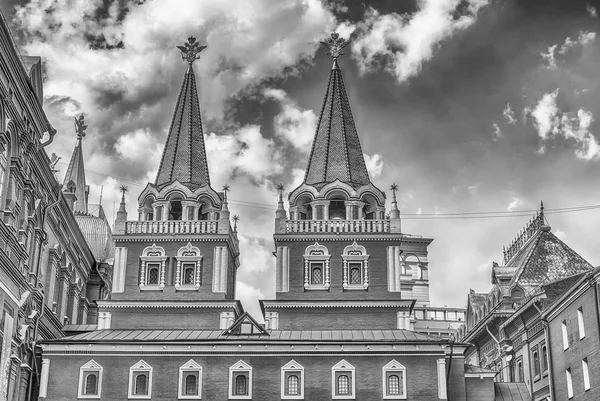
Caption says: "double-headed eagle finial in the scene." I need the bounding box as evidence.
[320,32,350,59]
[177,36,207,65]
[74,114,87,140]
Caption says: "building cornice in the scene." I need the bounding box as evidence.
[97,300,242,310]
[260,299,415,310]
[273,234,433,244]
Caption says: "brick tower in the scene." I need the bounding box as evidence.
[104,37,242,331]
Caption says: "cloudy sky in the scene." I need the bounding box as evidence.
[4,0,600,318]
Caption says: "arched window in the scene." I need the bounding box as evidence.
[533,347,540,377]
[287,375,299,395]
[135,373,148,395]
[183,266,195,285]
[311,266,323,284]
[185,374,197,395]
[542,345,548,372]
[170,200,182,220]
[84,373,98,395]
[235,375,247,395]
[350,266,361,284]
[0,135,9,206]
[329,199,346,220]
[147,265,159,285]
[337,375,350,395]
[387,374,400,395]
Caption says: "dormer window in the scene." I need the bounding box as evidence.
[139,244,167,290]
[342,242,369,290]
[303,243,330,290]
[175,243,203,290]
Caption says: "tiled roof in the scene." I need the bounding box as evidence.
[52,329,443,343]
[304,59,370,189]
[63,136,88,214]
[155,64,210,189]
[494,382,531,401]
[74,210,114,263]
[510,229,593,291]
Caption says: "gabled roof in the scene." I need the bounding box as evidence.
[509,228,592,292]
[223,311,268,336]
[155,62,210,190]
[303,56,370,190]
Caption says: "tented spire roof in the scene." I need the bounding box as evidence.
[304,33,370,189]
[155,37,210,190]
[63,115,88,214]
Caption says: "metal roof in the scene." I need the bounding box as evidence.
[50,329,444,343]
[494,383,531,401]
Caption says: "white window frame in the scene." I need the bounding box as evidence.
[577,307,585,340]
[566,368,573,399]
[562,320,569,350]
[342,242,369,290]
[229,360,252,399]
[128,360,153,399]
[175,242,203,290]
[332,360,355,400]
[281,360,304,399]
[582,358,590,391]
[139,244,167,290]
[179,359,202,399]
[78,360,102,399]
[382,360,407,400]
[303,243,330,290]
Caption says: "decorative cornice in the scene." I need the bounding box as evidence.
[97,300,241,309]
[260,300,414,309]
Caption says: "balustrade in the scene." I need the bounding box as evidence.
[285,219,390,234]
[125,220,218,234]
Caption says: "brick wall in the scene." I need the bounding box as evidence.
[271,307,399,330]
[105,307,233,329]
[44,352,461,401]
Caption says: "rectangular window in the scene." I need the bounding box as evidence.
[146,263,160,285]
[542,344,548,373]
[310,262,324,285]
[447,311,457,321]
[577,308,585,339]
[182,262,196,286]
[566,369,573,399]
[532,346,540,379]
[414,310,424,320]
[582,359,590,391]
[562,320,569,350]
[435,311,445,320]
[348,262,362,285]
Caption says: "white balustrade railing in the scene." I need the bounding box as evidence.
[285,219,390,234]
[125,220,218,235]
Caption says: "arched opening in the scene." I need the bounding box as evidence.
[235,375,247,395]
[197,197,212,220]
[361,194,379,220]
[185,374,197,395]
[337,375,350,395]
[143,196,154,221]
[84,373,98,395]
[135,373,148,395]
[169,200,182,220]
[287,375,299,395]
[329,198,346,220]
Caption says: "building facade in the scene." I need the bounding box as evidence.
[0,11,112,401]
[37,33,491,400]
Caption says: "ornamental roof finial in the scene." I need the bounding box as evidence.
[74,114,87,141]
[320,32,350,60]
[177,36,207,65]
[232,215,240,232]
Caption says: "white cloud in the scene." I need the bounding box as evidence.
[416,207,422,215]
[351,0,490,82]
[492,123,502,141]
[554,229,567,240]
[541,45,558,70]
[236,281,266,322]
[264,88,317,151]
[364,153,384,177]
[527,90,600,160]
[541,32,596,69]
[507,197,523,211]
[587,4,598,18]
[503,103,517,124]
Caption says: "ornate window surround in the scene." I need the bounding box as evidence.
[332,360,355,400]
[229,360,252,399]
[139,244,167,290]
[303,242,330,290]
[178,359,202,399]
[78,360,102,399]
[128,360,153,399]
[342,241,369,290]
[175,242,203,290]
[281,360,304,399]
[382,360,407,400]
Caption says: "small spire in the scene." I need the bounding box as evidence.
[116,185,128,221]
[63,114,89,214]
[275,183,286,219]
[74,114,88,141]
[232,215,240,232]
[221,184,230,213]
[389,183,400,219]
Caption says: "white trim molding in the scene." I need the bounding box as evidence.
[139,244,167,290]
[78,360,103,399]
[128,360,153,399]
[113,247,128,293]
[281,360,304,399]
[342,241,369,290]
[265,312,279,330]
[303,242,330,290]
[332,360,355,400]
[229,360,252,399]
[175,242,203,290]
[276,246,290,292]
[437,359,447,400]
[382,360,407,400]
[97,312,112,330]
[220,312,235,330]
[212,246,228,293]
[178,359,202,399]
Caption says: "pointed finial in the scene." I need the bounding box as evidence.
[320,32,350,60]
[540,200,544,214]
[222,184,230,198]
[276,183,285,202]
[232,215,240,232]
[177,36,207,65]
[74,114,87,140]
[390,183,398,201]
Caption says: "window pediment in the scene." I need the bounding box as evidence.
[141,243,167,261]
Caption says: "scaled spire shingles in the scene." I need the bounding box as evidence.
[63,114,89,214]
[304,33,370,189]
[155,37,210,189]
